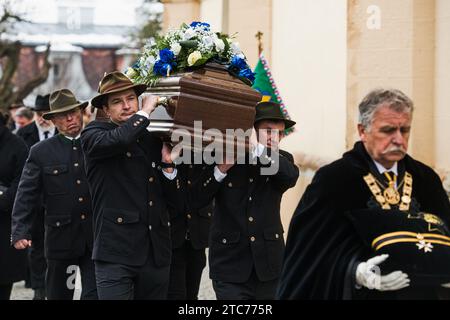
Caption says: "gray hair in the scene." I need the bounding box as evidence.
[15,107,34,120]
[358,89,414,130]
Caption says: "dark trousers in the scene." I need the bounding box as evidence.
[46,251,97,300]
[29,209,46,290]
[168,240,206,300]
[213,269,278,300]
[95,253,170,300]
[0,284,13,300]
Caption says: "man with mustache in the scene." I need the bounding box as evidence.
[277,89,450,299]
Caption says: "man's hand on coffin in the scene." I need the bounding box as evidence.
[217,152,236,174]
[356,254,410,291]
[141,93,159,115]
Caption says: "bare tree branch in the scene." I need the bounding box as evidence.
[16,43,51,101]
[0,5,51,113]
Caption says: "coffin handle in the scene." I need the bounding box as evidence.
[156,96,177,117]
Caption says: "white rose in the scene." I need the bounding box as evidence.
[183,28,196,40]
[202,36,214,50]
[145,55,156,66]
[144,55,156,72]
[214,38,225,52]
[125,67,137,78]
[170,42,182,55]
[187,51,202,66]
[231,41,242,55]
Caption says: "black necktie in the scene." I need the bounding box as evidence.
[43,131,49,139]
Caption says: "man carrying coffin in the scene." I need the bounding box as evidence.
[277,89,450,300]
[189,101,299,300]
[81,71,183,300]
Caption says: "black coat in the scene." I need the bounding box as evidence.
[277,142,450,300]
[0,125,28,284]
[16,122,39,148]
[16,122,58,149]
[169,164,213,250]
[11,135,93,260]
[81,114,183,267]
[191,149,299,283]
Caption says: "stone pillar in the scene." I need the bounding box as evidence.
[226,0,272,67]
[161,0,201,32]
[434,0,450,173]
[347,0,436,166]
[272,0,348,231]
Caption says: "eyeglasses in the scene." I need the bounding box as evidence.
[53,108,80,120]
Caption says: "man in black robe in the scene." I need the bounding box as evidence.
[277,89,450,300]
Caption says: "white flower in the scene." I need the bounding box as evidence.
[125,67,137,78]
[145,55,156,66]
[202,36,214,50]
[170,42,182,55]
[187,51,202,66]
[231,41,242,55]
[144,55,156,72]
[183,28,196,40]
[214,38,225,52]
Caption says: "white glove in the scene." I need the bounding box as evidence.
[355,254,410,291]
[441,283,450,288]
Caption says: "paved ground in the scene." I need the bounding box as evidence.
[11,252,216,300]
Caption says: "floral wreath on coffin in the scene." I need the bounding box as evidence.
[126,21,255,86]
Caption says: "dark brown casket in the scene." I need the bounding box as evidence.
[146,63,262,151]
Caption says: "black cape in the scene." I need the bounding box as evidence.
[276,142,450,299]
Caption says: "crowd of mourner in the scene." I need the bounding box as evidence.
[1,70,450,300]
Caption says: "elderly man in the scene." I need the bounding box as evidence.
[277,89,450,300]
[12,89,97,300]
[81,71,182,300]
[17,94,57,146]
[16,94,56,300]
[13,106,34,133]
[189,101,299,300]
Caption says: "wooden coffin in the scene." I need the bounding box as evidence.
[146,63,261,151]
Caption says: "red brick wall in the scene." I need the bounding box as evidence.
[81,49,117,91]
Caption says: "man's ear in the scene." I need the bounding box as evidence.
[357,124,366,142]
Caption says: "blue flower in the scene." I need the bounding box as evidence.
[190,21,211,31]
[231,55,248,70]
[159,49,175,64]
[153,60,172,76]
[239,68,255,83]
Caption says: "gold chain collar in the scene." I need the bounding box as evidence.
[363,172,413,211]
